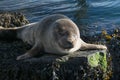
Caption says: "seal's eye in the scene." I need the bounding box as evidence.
[55,27,65,36]
[59,30,68,36]
[59,31,65,36]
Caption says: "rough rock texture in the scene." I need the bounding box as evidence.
[0,41,112,80]
[0,12,112,80]
[0,12,29,28]
[82,29,120,80]
[107,38,120,80]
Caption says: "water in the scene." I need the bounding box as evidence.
[0,0,120,34]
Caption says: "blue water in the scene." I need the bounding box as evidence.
[0,0,120,34]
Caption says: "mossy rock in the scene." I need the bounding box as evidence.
[0,12,29,28]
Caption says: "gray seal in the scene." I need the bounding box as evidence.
[0,14,107,60]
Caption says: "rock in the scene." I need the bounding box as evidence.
[0,46,112,80]
[0,12,29,28]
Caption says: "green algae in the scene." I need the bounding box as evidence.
[88,51,107,72]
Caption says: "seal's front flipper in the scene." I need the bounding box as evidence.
[16,45,42,60]
[16,53,31,60]
[80,40,107,50]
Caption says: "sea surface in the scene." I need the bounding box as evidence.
[0,0,120,34]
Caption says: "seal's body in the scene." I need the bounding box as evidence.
[0,14,107,60]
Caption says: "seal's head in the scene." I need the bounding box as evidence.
[52,19,80,50]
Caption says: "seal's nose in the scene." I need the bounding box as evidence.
[64,41,73,49]
[68,41,73,47]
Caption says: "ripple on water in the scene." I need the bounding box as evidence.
[0,0,120,33]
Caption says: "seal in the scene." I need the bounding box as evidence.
[0,14,107,60]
